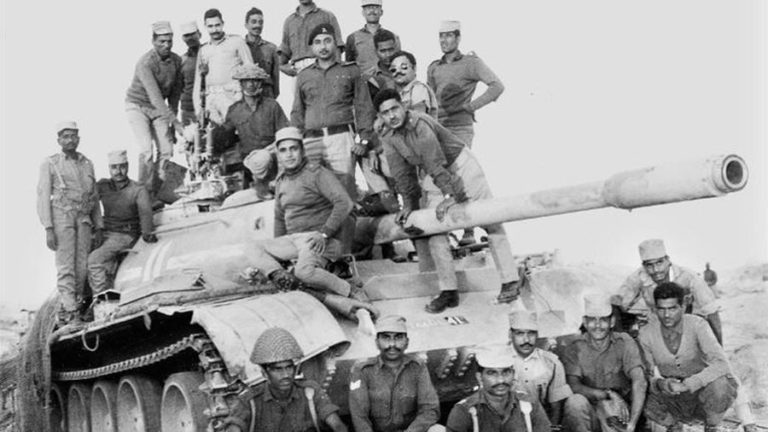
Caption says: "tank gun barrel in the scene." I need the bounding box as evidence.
[373,154,748,244]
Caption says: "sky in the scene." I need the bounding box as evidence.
[1,0,766,311]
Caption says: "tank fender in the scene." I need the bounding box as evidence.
[190,291,350,386]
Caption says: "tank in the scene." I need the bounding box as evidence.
[14,154,748,431]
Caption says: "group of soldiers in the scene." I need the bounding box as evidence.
[36,0,756,431]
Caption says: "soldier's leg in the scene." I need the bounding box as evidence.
[53,210,78,316]
[321,131,357,200]
[562,394,599,432]
[151,115,174,180]
[125,103,155,188]
[696,375,738,426]
[74,217,93,311]
[293,234,351,297]
[88,232,136,294]
[256,237,299,276]
[644,391,690,428]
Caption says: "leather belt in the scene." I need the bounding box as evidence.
[303,123,355,139]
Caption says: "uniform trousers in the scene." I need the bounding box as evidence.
[446,124,475,148]
[125,102,174,192]
[87,231,137,294]
[563,393,630,432]
[52,209,93,313]
[644,375,738,427]
[252,233,350,297]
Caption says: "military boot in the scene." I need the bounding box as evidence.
[496,280,521,304]
[425,290,459,314]
[269,269,301,291]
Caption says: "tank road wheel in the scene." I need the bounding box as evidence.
[117,375,162,432]
[67,383,92,432]
[160,372,208,432]
[50,382,67,432]
[91,380,118,432]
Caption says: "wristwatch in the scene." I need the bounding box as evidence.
[320,232,328,240]
[360,139,370,148]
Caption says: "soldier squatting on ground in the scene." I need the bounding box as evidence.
[35,3,760,431]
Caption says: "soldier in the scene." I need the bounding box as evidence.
[231,327,348,431]
[562,295,647,432]
[37,122,103,325]
[244,7,280,99]
[87,150,157,296]
[639,282,740,432]
[349,315,441,432]
[291,23,379,199]
[125,21,184,199]
[179,21,201,126]
[390,51,439,118]
[219,64,288,196]
[345,0,400,74]
[612,239,723,344]
[363,29,398,99]
[249,127,368,302]
[507,310,572,428]
[446,344,551,432]
[703,262,718,290]
[279,0,343,76]
[373,89,521,312]
[193,8,254,126]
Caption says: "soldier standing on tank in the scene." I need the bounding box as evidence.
[611,239,723,344]
[228,327,348,432]
[125,21,185,200]
[446,344,551,432]
[507,310,572,428]
[37,122,103,325]
[87,150,157,296]
[349,315,442,432]
[244,7,281,99]
[561,295,647,432]
[279,0,344,76]
[345,0,400,74]
[179,21,201,126]
[372,88,521,312]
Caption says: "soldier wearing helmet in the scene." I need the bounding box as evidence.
[228,327,348,431]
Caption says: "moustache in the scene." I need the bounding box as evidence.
[492,383,510,392]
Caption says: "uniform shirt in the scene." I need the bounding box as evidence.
[193,35,254,113]
[509,347,573,405]
[399,79,439,118]
[427,51,503,127]
[379,110,466,207]
[125,49,183,121]
[638,314,732,393]
[37,152,102,229]
[245,34,281,99]
[180,46,199,116]
[291,61,375,141]
[446,389,551,432]
[280,4,343,62]
[614,264,719,317]
[345,26,400,73]
[96,179,153,236]
[221,97,288,156]
[562,332,644,398]
[240,380,339,432]
[364,61,396,100]
[349,355,440,432]
[274,161,353,239]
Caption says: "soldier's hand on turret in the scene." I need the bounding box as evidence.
[92,228,104,250]
[142,233,158,243]
[436,196,457,222]
[45,227,57,251]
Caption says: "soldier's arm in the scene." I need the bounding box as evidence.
[352,67,375,142]
[445,403,472,432]
[404,364,440,432]
[329,12,344,53]
[192,51,204,118]
[270,49,281,98]
[169,59,183,117]
[290,76,306,130]
[467,56,504,112]
[681,318,731,392]
[136,58,175,122]
[236,37,254,65]
[273,189,286,237]
[324,413,347,432]
[273,101,289,130]
[278,20,297,76]
[37,159,53,229]
[627,367,647,431]
[705,312,723,345]
[530,398,553,432]
[88,163,104,230]
[344,33,357,63]
[348,366,375,432]
[611,271,643,312]
[547,357,573,425]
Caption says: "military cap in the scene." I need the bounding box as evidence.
[152,21,173,36]
[179,21,199,35]
[107,150,128,165]
[439,20,461,33]
[583,294,613,317]
[274,127,304,146]
[362,0,383,6]
[232,64,271,81]
[375,315,407,334]
[250,327,304,365]
[475,344,515,369]
[56,121,78,134]
[639,239,666,261]
[308,23,336,45]
[508,310,538,331]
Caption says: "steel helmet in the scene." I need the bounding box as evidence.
[232,64,271,81]
[250,327,304,365]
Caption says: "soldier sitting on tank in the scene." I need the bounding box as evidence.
[249,126,369,303]
[446,344,551,432]
[507,310,572,428]
[87,150,157,296]
[349,315,442,432]
[611,239,722,344]
[561,295,647,432]
[226,327,348,432]
[372,88,521,313]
